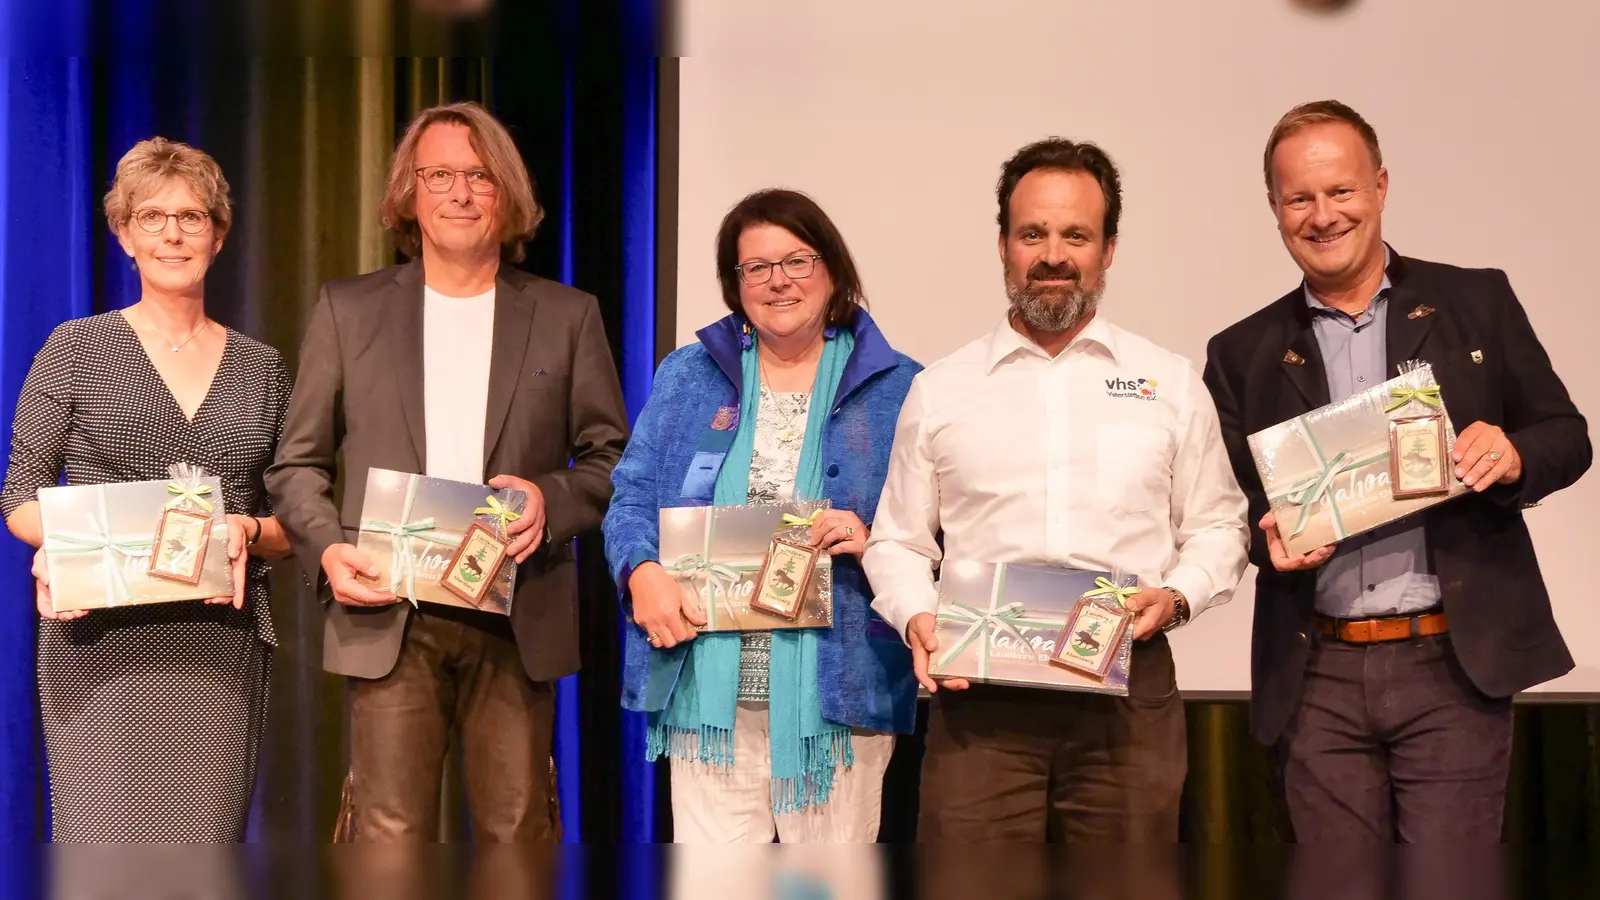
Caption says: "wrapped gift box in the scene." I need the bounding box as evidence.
[1248,362,1468,557]
[355,468,526,615]
[39,465,232,612]
[930,560,1134,695]
[657,500,834,632]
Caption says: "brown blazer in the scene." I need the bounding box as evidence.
[265,261,629,681]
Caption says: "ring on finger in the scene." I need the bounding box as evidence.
[846,526,855,538]
[1489,450,1503,462]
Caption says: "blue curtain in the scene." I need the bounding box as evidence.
[619,0,661,851]
[0,56,95,846]
[553,52,584,847]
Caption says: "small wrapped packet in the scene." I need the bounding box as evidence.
[1385,363,1452,499]
[749,508,826,621]
[148,462,220,585]
[1049,571,1137,682]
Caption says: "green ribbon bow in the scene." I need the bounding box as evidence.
[44,487,154,608]
[933,601,1059,677]
[1272,414,1392,540]
[473,495,522,537]
[665,553,747,625]
[360,476,457,605]
[1286,449,1352,538]
[1384,385,1443,413]
[163,480,214,513]
[1081,576,1140,608]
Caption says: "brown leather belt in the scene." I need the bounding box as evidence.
[1315,610,1449,644]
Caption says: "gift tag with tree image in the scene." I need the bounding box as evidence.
[749,535,820,621]
[439,522,511,607]
[147,507,211,586]
[1389,414,1449,499]
[1049,574,1136,680]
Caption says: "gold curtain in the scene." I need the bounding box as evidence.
[242,54,395,842]
[246,50,500,843]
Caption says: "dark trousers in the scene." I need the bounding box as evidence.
[1281,632,1512,843]
[917,634,1187,842]
[347,606,559,842]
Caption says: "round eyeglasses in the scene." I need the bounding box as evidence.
[131,208,211,235]
[415,167,497,194]
[734,253,823,286]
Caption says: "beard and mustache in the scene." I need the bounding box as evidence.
[1005,260,1105,333]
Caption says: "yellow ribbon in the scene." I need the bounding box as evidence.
[1081,576,1140,609]
[780,510,823,529]
[474,495,522,536]
[164,481,214,513]
[1384,385,1442,413]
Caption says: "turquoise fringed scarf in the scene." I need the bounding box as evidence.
[647,328,856,814]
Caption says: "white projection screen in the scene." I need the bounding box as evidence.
[667,0,1600,695]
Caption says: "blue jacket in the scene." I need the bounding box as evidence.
[602,309,922,734]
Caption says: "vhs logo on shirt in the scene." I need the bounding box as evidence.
[1105,377,1158,401]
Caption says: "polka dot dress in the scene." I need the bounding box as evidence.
[0,311,290,842]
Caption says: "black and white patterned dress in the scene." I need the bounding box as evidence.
[0,311,290,842]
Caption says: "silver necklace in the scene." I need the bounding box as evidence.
[758,356,812,443]
[761,384,810,443]
[135,305,209,352]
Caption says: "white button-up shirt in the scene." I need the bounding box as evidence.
[864,313,1250,641]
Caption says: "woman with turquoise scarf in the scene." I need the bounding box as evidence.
[602,189,922,841]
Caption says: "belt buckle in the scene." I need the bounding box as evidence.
[1330,615,1362,643]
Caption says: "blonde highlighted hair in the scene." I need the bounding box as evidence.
[103,138,232,237]
[379,101,543,263]
[1263,100,1384,193]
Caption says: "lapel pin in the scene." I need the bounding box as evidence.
[1283,350,1305,366]
[1407,304,1435,320]
[1470,350,1483,364]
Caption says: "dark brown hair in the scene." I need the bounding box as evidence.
[715,189,866,327]
[379,101,543,263]
[996,138,1123,241]
[1263,100,1384,193]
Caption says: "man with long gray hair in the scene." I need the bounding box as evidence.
[863,138,1249,841]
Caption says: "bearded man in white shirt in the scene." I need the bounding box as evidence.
[862,138,1250,842]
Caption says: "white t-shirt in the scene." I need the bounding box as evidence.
[422,285,496,483]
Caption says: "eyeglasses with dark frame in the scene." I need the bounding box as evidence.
[734,253,824,286]
[415,166,497,195]
[130,208,211,235]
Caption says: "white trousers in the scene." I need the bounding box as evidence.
[668,701,895,843]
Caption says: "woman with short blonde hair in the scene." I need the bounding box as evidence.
[2,137,293,841]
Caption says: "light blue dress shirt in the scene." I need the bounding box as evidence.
[1303,262,1441,618]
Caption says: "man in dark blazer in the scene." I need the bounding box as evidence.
[266,102,628,841]
[1203,100,1590,842]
